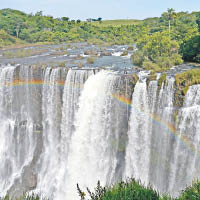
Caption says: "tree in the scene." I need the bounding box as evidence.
[77,19,81,24]
[196,12,200,32]
[161,8,177,37]
[35,11,43,16]
[98,17,102,21]
[167,8,177,36]
[180,35,200,63]
[62,17,69,22]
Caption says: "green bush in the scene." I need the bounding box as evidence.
[143,60,161,71]
[178,181,200,200]
[77,179,160,200]
[131,51,145,66]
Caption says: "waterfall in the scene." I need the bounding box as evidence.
[55,69,95,198]
[60,71,128,200]
[125,79,154,184]
[0,65,39,197]
[125,77,176,193]
[0,64,200,199]
[35,67,64,198]
[60,69,94,157]
[169,84,200,196]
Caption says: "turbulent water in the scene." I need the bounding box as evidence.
[0,64,200,199]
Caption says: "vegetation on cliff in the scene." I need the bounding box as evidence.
[174,68,200,107]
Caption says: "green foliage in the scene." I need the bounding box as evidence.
[141,31,179,61]
[178,181,200,200]
[175,69,200,88]
[101,179,160,200]
[77,179,200,200]
[78,179,160,200]
[180,35,200,63]
[0,29,24,47]
[132,31,183,72]
[131,51,145,66]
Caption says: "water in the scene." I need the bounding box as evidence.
[169,85,200,196]
[0,65,40,197]
[60,71,128,200]
[0,64,200,199]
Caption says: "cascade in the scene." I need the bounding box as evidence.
[0,65,41,197]
[125,77,176,193]
[169,85,200,196]
[0,64,199,199]
[35,67,65,198]
[60,71,129,200]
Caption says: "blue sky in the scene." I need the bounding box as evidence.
[0,0,199,20]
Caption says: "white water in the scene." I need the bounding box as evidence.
[58,71,128,200]
[0,65,200,199]
[125,80,152,184]
[0,65,37,197]
[169,85,200,196]
[35,67,63,198]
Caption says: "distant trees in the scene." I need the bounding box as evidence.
[62,17,69,22]
[86,17,102,22]
[77,19,81,23]
[0,7,200,67]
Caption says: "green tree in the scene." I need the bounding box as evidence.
[180,35,200,63]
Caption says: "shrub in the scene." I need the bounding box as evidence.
[121,50,128,56]
[131,51,145,66]
[86,56,97,64]
[127,46,134,51]
[171,53,183,65]
[178,181,200,200]
[77,179,160,200]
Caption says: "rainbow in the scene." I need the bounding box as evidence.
[112,93,200,162]
[0,80,65,87]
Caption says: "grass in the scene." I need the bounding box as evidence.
[2,193,42,200]
[2,48,49,58]
[91,19,141,27]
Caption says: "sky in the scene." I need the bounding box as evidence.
[0,0,199,20]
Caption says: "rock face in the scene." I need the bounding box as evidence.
[0,64,199,199]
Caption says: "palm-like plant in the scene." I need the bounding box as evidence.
[167,8,177,36]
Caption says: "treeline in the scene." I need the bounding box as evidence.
[0,8,200,67]
[0,9,139,45]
